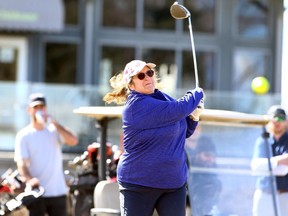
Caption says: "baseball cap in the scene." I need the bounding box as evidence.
[267,105,286,121]
[123,60,156,84]
[29,93,46,107]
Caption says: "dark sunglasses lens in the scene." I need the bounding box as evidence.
[147,70,154,77]
[137,70,154,80]
[137,73,145,80]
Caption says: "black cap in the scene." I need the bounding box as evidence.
[267,105,286,120]
[29,93,46,107]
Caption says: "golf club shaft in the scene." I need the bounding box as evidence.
[188,17,199,88]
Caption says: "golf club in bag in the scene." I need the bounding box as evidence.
[0,169,44,216]
[170,1,199,88]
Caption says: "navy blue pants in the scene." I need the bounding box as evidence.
[26,195,67,216]
[119,182,187,216]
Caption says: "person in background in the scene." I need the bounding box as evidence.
[14,93,78,216]
[103,60,204,216]
[188,136,222,216]
[251,105,288,216]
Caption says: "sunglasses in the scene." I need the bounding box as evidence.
[136,70,154,80]
[273,116,286,122]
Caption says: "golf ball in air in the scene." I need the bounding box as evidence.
[251,76,270,95]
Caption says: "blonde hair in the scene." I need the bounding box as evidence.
[103,71,130,105]
[103,69,160,105]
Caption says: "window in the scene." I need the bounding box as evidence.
[184,0,216,33]
[144,0,175,30]
[101,46,135,86]
[45,43,77,84]
[64,0,79,25]
[182,50,217,90]
[236,0,269,39]
[232,49,270,91]
[0,48,17,81]
[103,0,136,28]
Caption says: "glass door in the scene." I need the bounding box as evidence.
[0,36,28,150]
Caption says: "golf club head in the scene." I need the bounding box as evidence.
[170,2,191,19]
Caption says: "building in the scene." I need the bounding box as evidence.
[0,0,285,152]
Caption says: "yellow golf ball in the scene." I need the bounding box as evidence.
[251,76,270,95]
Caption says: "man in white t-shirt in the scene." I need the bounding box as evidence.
[14,93,78,216]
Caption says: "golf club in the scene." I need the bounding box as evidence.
[170,1,199,88]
